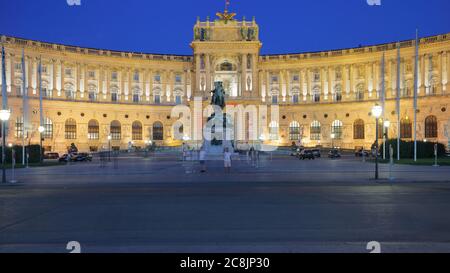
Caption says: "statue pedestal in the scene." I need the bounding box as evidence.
[202,139,235,161]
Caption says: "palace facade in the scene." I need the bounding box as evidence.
[1,11,450,153]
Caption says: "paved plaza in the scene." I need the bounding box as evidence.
[1,152,450,253]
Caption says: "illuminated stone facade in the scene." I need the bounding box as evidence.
[1,13,449,153]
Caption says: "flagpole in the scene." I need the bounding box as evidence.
[21,49,27,166]
[380,52,385,158]
[396,43,401,161]
[1,44,10,184]
[38,56,44,163]
[413,30,419,162]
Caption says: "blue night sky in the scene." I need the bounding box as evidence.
[0,0,449,55]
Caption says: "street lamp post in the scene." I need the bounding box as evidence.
[0,109,11,184]
[383,120,390,160]
[372,105,383,180]
[38,126,45,164]
[107,135,112,162]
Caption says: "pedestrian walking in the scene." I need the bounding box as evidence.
[199,148,207,173]
[224,148,232,173]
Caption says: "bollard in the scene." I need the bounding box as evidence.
[10,149,17,184]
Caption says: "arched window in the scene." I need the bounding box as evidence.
[310,121,321,140]
[42,117,53,139]
[153,122,164,141]
[332,120,343,140]
[400,118,412,139]
[65,118,77,140]
[269,121,279,140]
[353,119,365,140]
[88,120,99,140]
[110,120,121,140]
[132,121,143,141]
[15,116,24,138]
[425,115,438,138]
[289,121,301,141]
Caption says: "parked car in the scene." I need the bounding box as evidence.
[44,152,59,160]
[312,149,321,158]
[74,153,93,162]
[355,148,369,157]
[299,150,315,160]
[328,149,342,159]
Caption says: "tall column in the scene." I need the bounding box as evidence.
[166,70,173,102]
[186,69,192,101]
[9,54,15,94]
[252,54,258,96]
[306,68,312,101]
[438,52,444,94]
[242,54,247,96]
[321,67,327,101]
[365,63,370,98]
[60,60,65,97]
[327,66,333,100]
[351,64,356,97]
[27,56,33,96]
[205,54,211,93]
[300,69,305,101]
[31,57,37,95]
[84,64,88,99]
[106,66,110,101]
[344,65,350,99]
[418,55,423,94]
[286,70,290,102]
[265,71,271,102]
[128,68,132,101]
[148,69,153,102]
[195,54,201,95]
[446,51,450,93]
[259,69,265,102]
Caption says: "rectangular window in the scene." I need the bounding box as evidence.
[42,65,48,74]
[154,95,161,104]
[111,93,118,102]
[15,63,22,71]
[175,95,182,105]
[89,92,97,102]
[175,75,182,84]
[133,94,140,103]
[271,76,278,84]
[272,95,278,105]
[111,72,118,81]
[134,72,140,82]
[292,95,299,104]
[88,71,95,78]
[15,118,24,138]
[65,68,72,77]
[154,75,161,83]
[292,75,299,82]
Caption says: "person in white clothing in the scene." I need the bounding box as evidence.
[224,148,232,173]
